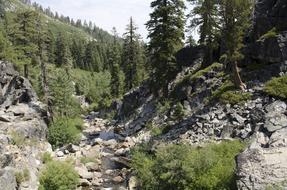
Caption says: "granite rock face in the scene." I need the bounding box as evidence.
[0,61,51,190]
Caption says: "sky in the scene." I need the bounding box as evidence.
[32,0,152,40]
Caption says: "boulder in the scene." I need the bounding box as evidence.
[236,131,287,189]
[264,101,287,132]
[75,166,93,180]
[0,168,17,190]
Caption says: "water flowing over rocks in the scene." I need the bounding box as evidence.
[55,117,138,190]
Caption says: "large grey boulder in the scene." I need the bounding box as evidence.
[0,168,17,190]
[236,130,287,189]
[264,101,287,132]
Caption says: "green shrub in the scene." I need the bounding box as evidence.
[39,160,79,190]
[41,152,53,164]
[211,81,252,105]
[157,101,172,114]
[264,75,287,99]
[172,102,185,120]
[131,140,245,190]
[191,62,223,81]
[48,117,83,149]
[259,27,277,41]
[15,168,30,185]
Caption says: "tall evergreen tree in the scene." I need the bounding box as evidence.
[219,0,252,90]
[188,0,219,68]
[84,41,95,71]
[146,0,186,96]
[109,28,124,98]
[122,17,145,90]
[11,10,39,77]
[55,33,72,70]
[71,39,84,69]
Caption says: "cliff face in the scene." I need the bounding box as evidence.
[244,0,287,68]
[0,62,51,190]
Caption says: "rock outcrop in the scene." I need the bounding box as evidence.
[0,61,51,190]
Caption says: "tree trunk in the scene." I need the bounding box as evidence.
[24,64,29,78]
[39,56,53,121]
[232,61,246,90]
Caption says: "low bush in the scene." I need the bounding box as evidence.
[264,75,287,99]
[131,140,245,190]
[48,117,83,149]
[211,81,252,105]
[172,102,185,120]
[191,62,223,81]
[157,101,172,114]
[39,160,79,190]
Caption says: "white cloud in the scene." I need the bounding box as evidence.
[33,0,152,39]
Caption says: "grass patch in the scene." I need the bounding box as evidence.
[211,81,252,105]
[15,168,30,185]
[10,132,26,147]
[259,27,277,41]
[190,62,223,81]
[41,152,53,164]
[131,140,245,190]
[264,75,287,99]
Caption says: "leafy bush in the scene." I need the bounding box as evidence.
[48,117,83,149]
[15,168,30,185]
[72,69,112,109]
[131,140,245,190]
[211,81,252,105]
[39,160,79,190]
[264,75,287,99]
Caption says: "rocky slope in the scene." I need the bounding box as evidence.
[0,62,52,190]
[101,0,287,189]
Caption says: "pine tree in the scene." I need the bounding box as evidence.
[219,0,252,90]
[11,10,39,77]
[146,0,186,96]
[55,33,72,69]
[188,0,219,68]
[122,17,145,90]
[71,39,84,69]
[84,41,95,71]
[109,28,124,98]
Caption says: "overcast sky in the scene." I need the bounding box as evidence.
[33,0,152,39]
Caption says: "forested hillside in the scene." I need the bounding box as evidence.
[0,0,287,190]
[0,0,148,114]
